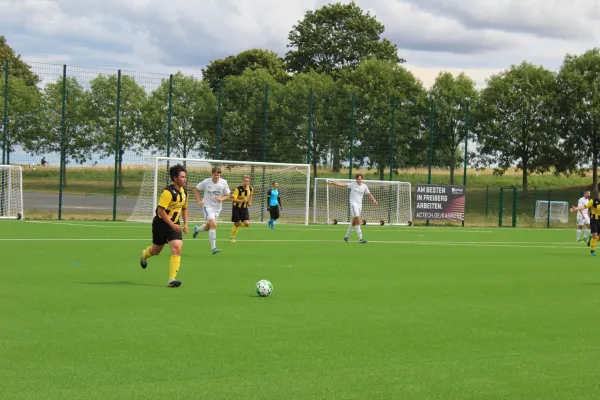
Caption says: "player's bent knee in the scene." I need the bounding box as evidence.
[244,221,250,227]
[170,241,183,256]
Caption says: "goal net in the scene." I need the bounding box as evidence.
[534,200,569,223]
[127,157,311,224]
[0,165,24,219]
[313,178,412,225]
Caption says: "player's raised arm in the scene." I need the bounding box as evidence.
[328,181,347,187]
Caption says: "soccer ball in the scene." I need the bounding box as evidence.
[256,280,273,297]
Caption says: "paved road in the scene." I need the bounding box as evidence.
[23,192,137,213]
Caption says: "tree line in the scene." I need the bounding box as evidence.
[1,2,600,193]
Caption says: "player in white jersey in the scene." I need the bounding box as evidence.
[577,189,591,243]
[328,174,378,243]
[192,166,231,255]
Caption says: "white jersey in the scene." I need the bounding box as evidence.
[347,182,370,204]
[196,178,230,212]
[578,197,590,216]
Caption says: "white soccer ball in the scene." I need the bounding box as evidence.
[256,279,273,297]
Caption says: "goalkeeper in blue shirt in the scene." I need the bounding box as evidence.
[267,181,282,229]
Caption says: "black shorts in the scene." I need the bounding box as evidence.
[152,217,183,246]
[231,206,250,223]
[591,218,600,234]
[269,205,280,220]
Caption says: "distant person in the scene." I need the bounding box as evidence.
[41,157,48,166]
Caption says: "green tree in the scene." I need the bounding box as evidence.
[281,71,350,176]
[0,73,43,164]
[341,58,427,180]
[428,72,478,184]
[144,72,217,159]
[285,2,403,78]
[215,69,284,163]
[0,35,39,86]
[32,77,93,186]
[473,62,558,193]
[202,49,289,93]
[87,74,147,188]
[555,48,600,193]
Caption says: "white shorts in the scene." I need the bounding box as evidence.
[577,214,590,226]
[350,202,362,218]
[203,207,221,221]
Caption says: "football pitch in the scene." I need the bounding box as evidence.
[1,221,600,399]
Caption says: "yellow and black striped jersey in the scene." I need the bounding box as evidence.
[584,199,600,220]
[156,185,188,224]
[232,185,254,208]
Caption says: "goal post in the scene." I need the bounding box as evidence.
[313,178,412,225]
[127,157,311,225]
[534,200,569,223]
[0,165,24,219]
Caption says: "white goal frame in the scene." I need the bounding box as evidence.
[128,157,311,225]
[312,177,412,225]
[534,200,569,223]
[0,164,24,219]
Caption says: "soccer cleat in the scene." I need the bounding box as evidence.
[344,237,349,243]
[591,251,596,257]
[140,250,147,269]
[212,248,221,255]
[193,225,200,239]
[359,239,368,243]
[168,279,181,288]
[230,238,236,243]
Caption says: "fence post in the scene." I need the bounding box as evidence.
[215,79,222,160]
[498,187,504,227]
[307,88,313,165]
[485,184,489,219]
[547,189,551,228]
[462,99,469,227]
[262,83,269,162]
[533,186,537,218]
[512,186,518,228]
[2,60,7,165]
[427,99,435,226]
[58,65,67,220]
[348,92,355,179]
[389,96,396,181]
[112,70,122,221]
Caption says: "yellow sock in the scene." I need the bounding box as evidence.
[169,255,181,280]
[143,246,153,259]
[591,238,597,251]
[231,225,239,238]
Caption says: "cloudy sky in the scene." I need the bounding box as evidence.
[1,0,599,88]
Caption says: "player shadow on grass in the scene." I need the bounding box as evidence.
[78,281,165,288]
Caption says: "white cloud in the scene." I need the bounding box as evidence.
[0,0,598,89]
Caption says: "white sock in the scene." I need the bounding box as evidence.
[346,224,354,238]
[584,228,590,238]
[209,229,216,249]
[577,229,582,241]
[355,225,362,240]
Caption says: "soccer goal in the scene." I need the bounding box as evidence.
[534,200,569,223]
[127,157,311,224]
[0,165,24,219]
[313,178,412,225]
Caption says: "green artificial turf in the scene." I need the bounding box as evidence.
[1,221,599,399]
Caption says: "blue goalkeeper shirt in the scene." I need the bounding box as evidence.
[267,189,280,207]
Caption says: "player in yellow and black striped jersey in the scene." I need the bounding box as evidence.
[230,175,254,242]
[571,192,600,256]
[139,164,189,287]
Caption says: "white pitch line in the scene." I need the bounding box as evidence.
[0,237,586,250]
